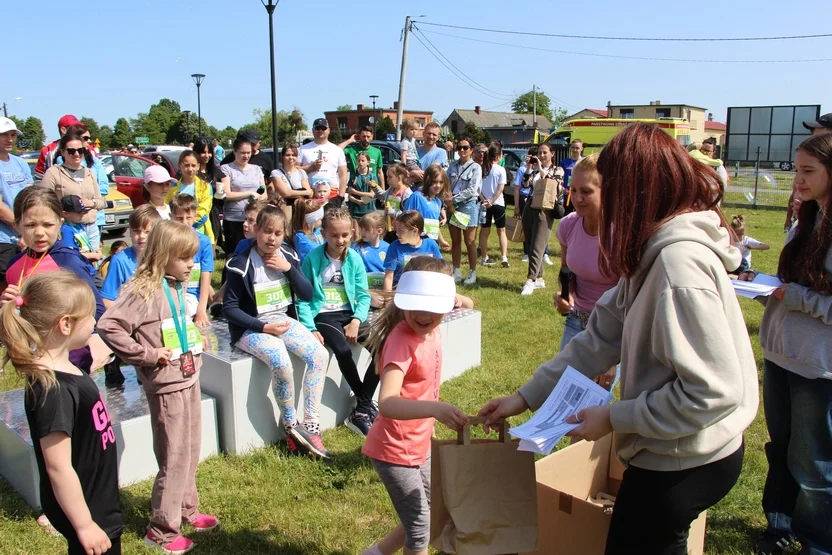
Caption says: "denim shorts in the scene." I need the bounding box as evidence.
[453,200,480,228]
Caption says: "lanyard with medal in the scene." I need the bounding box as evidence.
[162,279,196,376]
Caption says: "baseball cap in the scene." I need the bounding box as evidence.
[237,128,261,142]
[143,165,176,185]
[0,117,21,135]
[803,113,832,131]
[58,114,81,129]
[61,195,89,213]
[313,118,329,129]
[394,270,456,314]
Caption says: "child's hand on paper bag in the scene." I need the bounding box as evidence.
[478,393,529,434]
[433,402,468,432]
[566,406,613,442]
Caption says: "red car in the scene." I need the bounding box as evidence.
[110,151,181,208]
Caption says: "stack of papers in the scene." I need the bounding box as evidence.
[509,367,614,455]
[731,273,783,299]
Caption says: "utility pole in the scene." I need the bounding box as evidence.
[395,16,412,141]
[2,103,6,117]
[533,84,537,126]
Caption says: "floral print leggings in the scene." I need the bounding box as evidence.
[237,318,328,430]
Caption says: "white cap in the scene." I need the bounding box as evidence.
[0,117,21,135]
[394,271,456,314]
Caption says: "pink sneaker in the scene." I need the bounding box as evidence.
[188,512,219,532]
[144,532,195,554]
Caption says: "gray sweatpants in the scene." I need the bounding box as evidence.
[371,456,431,551]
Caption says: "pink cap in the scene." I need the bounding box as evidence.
[58,114,80,128]
[143,165,176,185]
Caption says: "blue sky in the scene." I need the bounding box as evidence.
[4,0,830,142]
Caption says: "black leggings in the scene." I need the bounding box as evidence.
[314,310,379,407]
[223,220,245,256]
[605,443,744,555]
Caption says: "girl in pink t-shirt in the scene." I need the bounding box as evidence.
[554,154,620,390]
[361,257,467,555]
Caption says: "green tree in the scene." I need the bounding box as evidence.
[112,118,133,148]
[216,126,237,147]
[131,98,182,145]
[549,107,568,129]
[462,121,491,145]
[243,108,307,147]
[335,104,353,111]
[9,116,45,151]
[374,116,396,140]
[98,125,115,150]
[80,117,101,142]
[512,89,554,126]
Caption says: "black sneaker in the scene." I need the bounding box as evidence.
[756,532,798,554]
[345,409,372,437]
[286,425,331,460]
[209,301,223,319]
[366,400,379,423]
[103,359,125,389]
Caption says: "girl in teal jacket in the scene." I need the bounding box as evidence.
[297,206,376,436]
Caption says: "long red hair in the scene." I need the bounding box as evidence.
[596,123,726,277]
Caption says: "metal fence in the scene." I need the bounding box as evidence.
[723,147,794,209]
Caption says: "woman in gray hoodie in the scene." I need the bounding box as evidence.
[754,133,832,555]
[480,123,759,555]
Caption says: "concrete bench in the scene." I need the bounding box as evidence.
[0,367,219,510]
[200,308,482,455]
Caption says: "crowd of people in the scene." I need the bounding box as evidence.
[0,109,830,555]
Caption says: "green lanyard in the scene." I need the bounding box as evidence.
[162,279,189,354]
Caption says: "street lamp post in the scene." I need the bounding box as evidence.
[183,111,191,143]
[263,0,280,170]
[191,74,205,136]
[369,95,379,138]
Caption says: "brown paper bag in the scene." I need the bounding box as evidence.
[431,417,538,555]
[507,216,525,243]
[530,177,560,211]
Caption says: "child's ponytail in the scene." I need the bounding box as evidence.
[0,272,96,391]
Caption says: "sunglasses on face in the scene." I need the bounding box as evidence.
[457,145,471,151]
[65,147,86,155]
[314,126,328,131]
[81,136,92,142]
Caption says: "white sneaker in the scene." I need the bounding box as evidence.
[535,279,546,289]
[521,280,535,296]
[501,256,510,268]
[453,268,462,283]
[522,255,529,263]
[544,254,553,266]
[464,270,476,285]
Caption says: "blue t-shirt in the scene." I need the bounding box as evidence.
[352,240,390,273]
[234,237,253,255]
[59,222,93,253]
[0,155,33,244]
[404,191,443,220]
[560,157,581,190]
[417,146,449,171]
[100,246,139,301]
[384,238,442,284]
[294,229,323,263]
[189,233,214,299]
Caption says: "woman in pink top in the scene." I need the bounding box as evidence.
[361,257,467,555]
[554,154,620,388]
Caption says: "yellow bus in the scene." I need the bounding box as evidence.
[536,118,692,154]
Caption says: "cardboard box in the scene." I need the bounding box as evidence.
[523,435,707,555]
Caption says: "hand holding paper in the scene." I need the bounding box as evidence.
[731,273,784,299]
[565,405,613,442]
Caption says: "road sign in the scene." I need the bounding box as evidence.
[386,134,395,141]
[136,136,150,145]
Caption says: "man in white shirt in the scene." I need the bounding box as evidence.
[298,118,348,200]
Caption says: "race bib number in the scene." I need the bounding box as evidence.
[187,263,201,290]
[450,211,471,229]
[367,272,385,289]
[424,218,440,239]
[254,279,292,314]
[161,319,204,359]
[323,285,349,307]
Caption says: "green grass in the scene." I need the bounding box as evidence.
[0,210,791,554]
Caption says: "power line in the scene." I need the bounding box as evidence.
[412,27,514,99]
[409,29,514,102]
[416,21,832,42]
[419,28,832,64]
